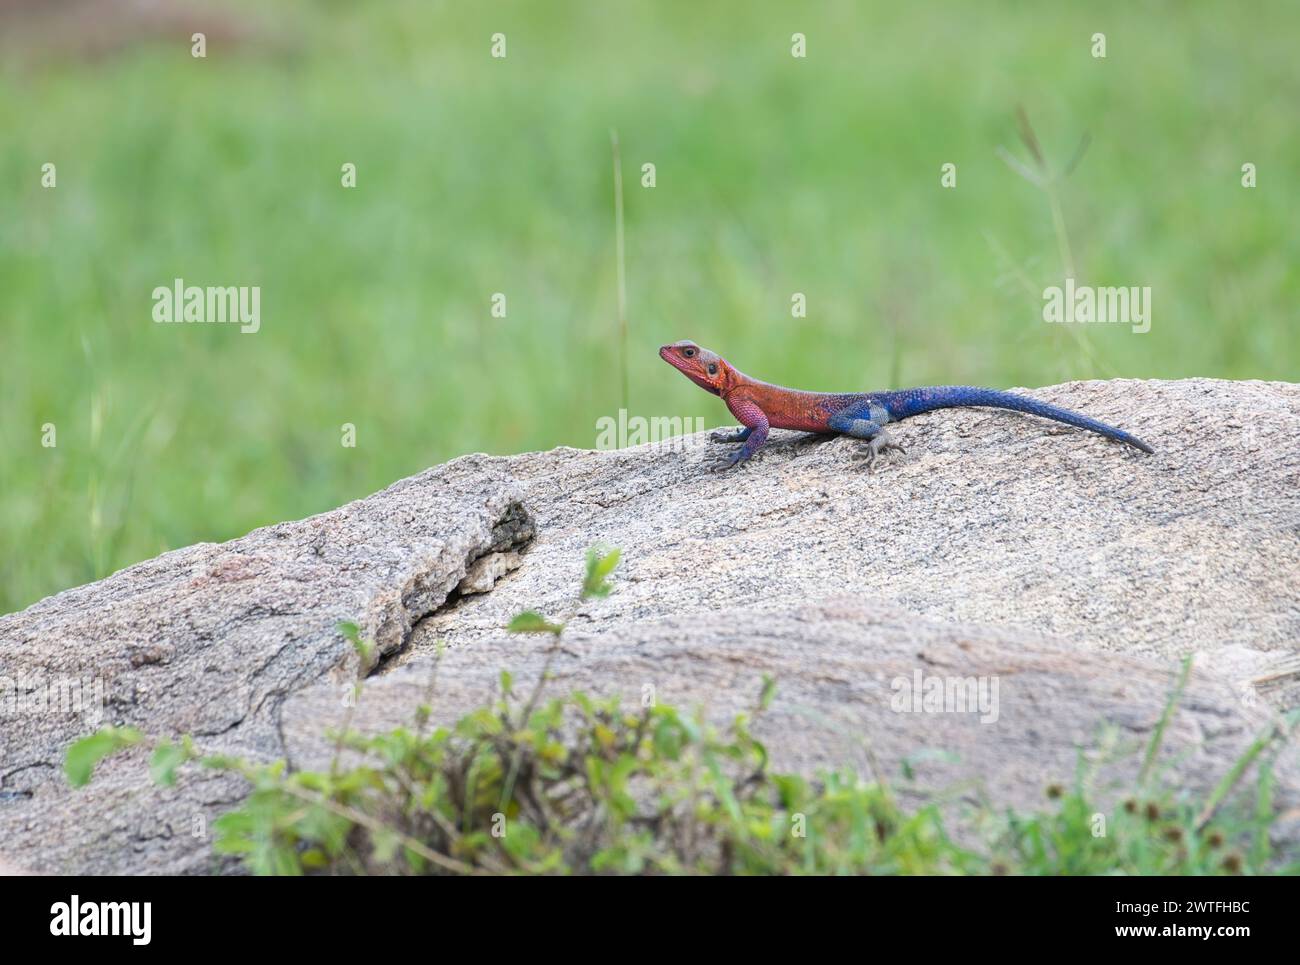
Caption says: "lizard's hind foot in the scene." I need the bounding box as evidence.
[852,431,906,472]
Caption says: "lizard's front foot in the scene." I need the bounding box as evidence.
[709,427,751,444]
[852,431,906,472]
[708,449,749,472]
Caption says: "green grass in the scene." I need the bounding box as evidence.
[69,686,1298,876]
[67,551,1298,875]
[4,0,1298,613]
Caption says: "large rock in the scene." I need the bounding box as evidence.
[0,473,532,873]
[2,377,1298,873]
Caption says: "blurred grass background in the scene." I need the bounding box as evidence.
[2,0,1297,614]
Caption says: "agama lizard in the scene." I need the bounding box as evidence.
[660,340,1154,471]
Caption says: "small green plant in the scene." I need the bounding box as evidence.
[66,549,1298,875]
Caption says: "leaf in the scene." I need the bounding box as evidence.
[149,740,188,786]
[371,828,400,864]
[337,620,374,662]
[1063,131,1092,176]
[507,610,564,635]
[589,546,622,581]
[582,546,622,599]
[301,848,329,869]
[1014,104,1045,169]
[1140,655,1192,785]
[65,727,143,788]
[995,146,1044,187]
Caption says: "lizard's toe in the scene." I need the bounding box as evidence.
[851,432,906,471]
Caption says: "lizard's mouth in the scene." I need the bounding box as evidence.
[659,346,716,392]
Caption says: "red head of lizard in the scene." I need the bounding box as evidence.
[659,340,734,397]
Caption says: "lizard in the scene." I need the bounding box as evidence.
[659,340,1154,471]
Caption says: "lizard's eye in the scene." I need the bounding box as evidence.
[707,363,718,375]
[683,347,696,358]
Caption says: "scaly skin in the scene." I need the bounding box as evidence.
[659,340,1155,471]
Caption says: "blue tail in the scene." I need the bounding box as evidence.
[879,386,1154,454]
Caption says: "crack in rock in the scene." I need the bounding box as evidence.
[0,470,533,873]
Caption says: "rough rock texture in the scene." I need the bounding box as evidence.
[2,378,1298,874]
[406,377,1300,668]
[0,473,532,873]
[285,603,1298,826]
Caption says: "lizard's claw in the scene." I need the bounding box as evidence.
[853,432,906,472]
[708,450,746,472]
[709,428,749,444]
